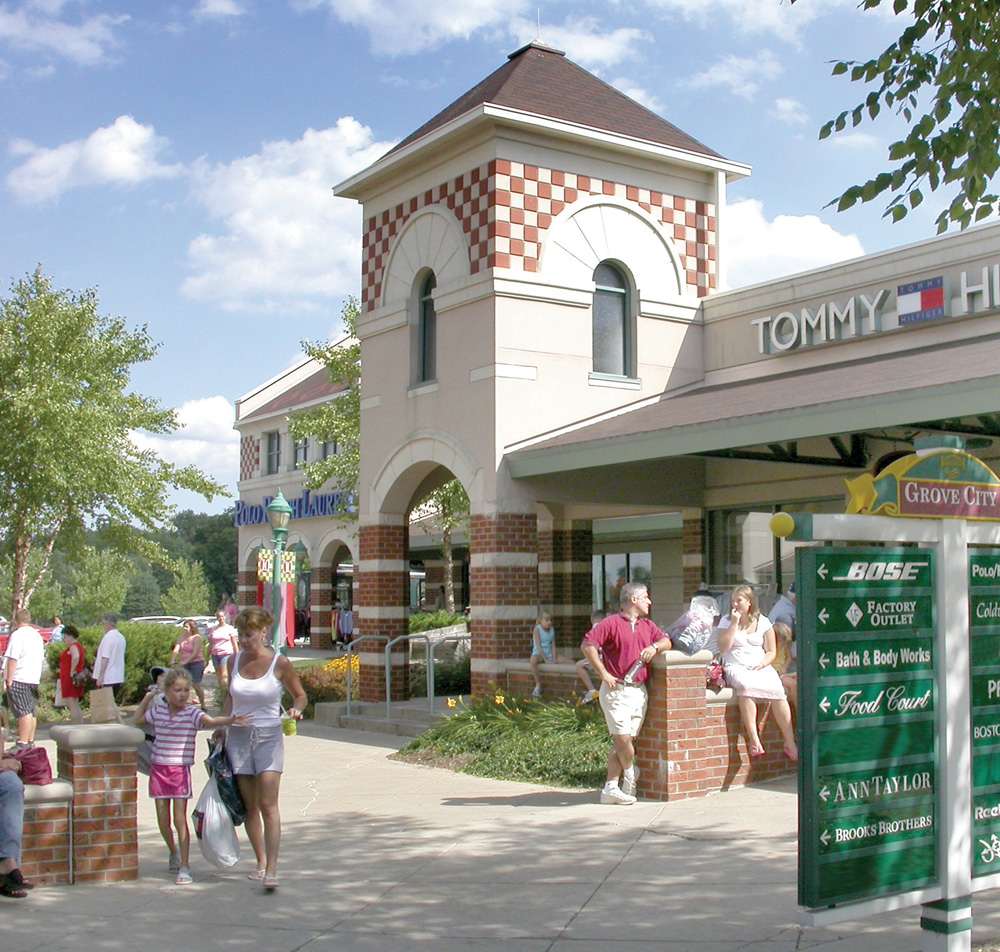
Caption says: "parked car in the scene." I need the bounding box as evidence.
[174,615,218,636]
[129,615,182,626]
[0,624,53,656]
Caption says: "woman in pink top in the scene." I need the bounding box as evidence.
[170,620,207,711]
[220,607,306,890]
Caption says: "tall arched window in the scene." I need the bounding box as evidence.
[418,271,437,383]
[592,262,630,377]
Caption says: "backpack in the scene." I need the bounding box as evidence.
[668,594,719,655]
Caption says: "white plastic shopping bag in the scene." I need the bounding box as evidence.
[192,775,241,869]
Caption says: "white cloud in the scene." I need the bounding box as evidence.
[770,97,808,125]
[6,115,183,202]
[641,0,860,43]
[192,0,247,19]
[296,0,529,55]
[131,395,239,496]
[828,131,882,150]
[508,15,651,70]
[0,2,128,66]
[724,198,865,288]
[182,117,394,312]
[685,50,783,100]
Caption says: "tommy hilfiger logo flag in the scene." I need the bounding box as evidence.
[896,277,948,325]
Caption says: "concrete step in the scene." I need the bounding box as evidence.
[336,714,429,737]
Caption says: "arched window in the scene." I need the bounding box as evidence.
[418,272,437,383]
[592,262,631,377]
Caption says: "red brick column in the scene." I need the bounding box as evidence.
[356,519,409,701]
[469,510,538,694]
[237,568,257,609]
[634,654,794,801]
[681,509,705,600]
[311,565,334,649]
[50,724,145,883]
[538,520,593,651]
[20,782,73,885]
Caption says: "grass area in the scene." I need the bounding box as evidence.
[397,690,611,788]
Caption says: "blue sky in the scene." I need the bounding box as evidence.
[0,0,952,514]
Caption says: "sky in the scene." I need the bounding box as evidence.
[0,0,957,517]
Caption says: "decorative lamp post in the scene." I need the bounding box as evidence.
[266,489,293,654]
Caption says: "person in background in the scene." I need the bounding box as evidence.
[221,607,307,890]
[49,617,65,644]
[3,610,44,747]
[170,620,207,711]
[581,584,672,805]
[574,609,605,703]
[768,584,796,631]
[716,585,798,762]
[57,625,87,724]
[0,742,30,899]
[207,610,238,693]
[94,614,126,722]
[772,622,797,711]
[222,595,238,626]
[529,610,573,699]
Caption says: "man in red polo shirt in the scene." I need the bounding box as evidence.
[581,581,672,804]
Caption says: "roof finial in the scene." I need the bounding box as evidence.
[537,7,541,40]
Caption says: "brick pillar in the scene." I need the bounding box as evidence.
[538,520,593,651]
[469,509,538,694]
[681,509,705,600]
[237,568,257,609]
[50,724,145,883]
[311,565,334,649]
[356,518,408,701]
[20,782,74,885]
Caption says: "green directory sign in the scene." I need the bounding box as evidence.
[969,551,1000,878]
[798,547,938,908]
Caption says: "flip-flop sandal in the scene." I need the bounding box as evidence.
[174,868,193,885]
[0,876,28,899]
[6,869,33,890]
[263,876,279,890]
[247,869,266,881]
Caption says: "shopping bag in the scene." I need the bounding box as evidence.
[9,745,52,785]
[54,680,66,708]
[89,687,118,724]
[204,739,245,826]
[192,775,241,869]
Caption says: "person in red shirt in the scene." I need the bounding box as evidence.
[581,582,672,804]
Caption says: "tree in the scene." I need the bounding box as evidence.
[288,297,360,519]
[414,480,471,613]
[121,566,163,619]
[67,547,131,624]
[160,559,212,616]
[0,552,63,623]
[171,509,238,606]
[794,0,1000,232]
[0,268,226,617]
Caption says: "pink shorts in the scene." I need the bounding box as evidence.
[149,763,193,800]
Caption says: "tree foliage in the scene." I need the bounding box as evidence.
[67,547,131,624]
[794,0,1000,231]
[160,559,212,616]
[288,297,360,519]
[414,480,471,613]
[0,268,226,616]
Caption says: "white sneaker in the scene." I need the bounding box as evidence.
[582,689,599,704]
[621,768,639,797]
[531,686,542,698]
[600,786,636,805]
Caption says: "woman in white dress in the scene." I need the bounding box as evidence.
[716,585,798,761]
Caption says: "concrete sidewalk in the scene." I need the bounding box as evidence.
[6,724,1000,951]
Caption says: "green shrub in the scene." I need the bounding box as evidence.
[401,691,610,788]
[408,652,471,697]
[297,654,359,718]
[408,610,466,633]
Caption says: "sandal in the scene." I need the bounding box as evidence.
[0,875,28,899]
[174,867,193,886]
[263,876,279,890]
[749,743,765,758]
[784,746,799,762]
[247,869,266,881]
[6,869,33,890]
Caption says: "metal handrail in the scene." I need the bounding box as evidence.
[384,633,431,722]
[345,634,389,717]
[427,633,471,716]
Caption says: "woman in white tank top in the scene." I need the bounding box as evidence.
[221,607,307,890]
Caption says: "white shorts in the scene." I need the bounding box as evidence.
[599,682,647,737]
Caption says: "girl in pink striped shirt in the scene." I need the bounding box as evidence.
[134,668,248,884]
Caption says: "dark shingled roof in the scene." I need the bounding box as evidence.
[388,41,724,160]
[241,364,348,422]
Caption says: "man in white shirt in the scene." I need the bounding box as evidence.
[3,609,44,746]
[95,614,126,692]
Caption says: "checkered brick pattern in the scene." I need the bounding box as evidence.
[240,435,259,481]
[361,159,717,312]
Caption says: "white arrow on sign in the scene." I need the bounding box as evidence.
[820,830,831,846]
[819,785,831,802]
[819,697,831,713]
[818,608,830,624]
[819,653,830,670]
[817,563,828,580]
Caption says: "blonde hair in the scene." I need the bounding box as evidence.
[731,585,760,626]
[234,606,274,636]
[536,610,552,628]
[163,668,192,691]
[772,622,793,646]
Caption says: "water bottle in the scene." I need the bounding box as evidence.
[623,660,645,685]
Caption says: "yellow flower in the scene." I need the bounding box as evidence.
[494,694,505,705]
[446,697,457,708]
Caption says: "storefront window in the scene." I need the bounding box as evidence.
[592,551,651,612]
